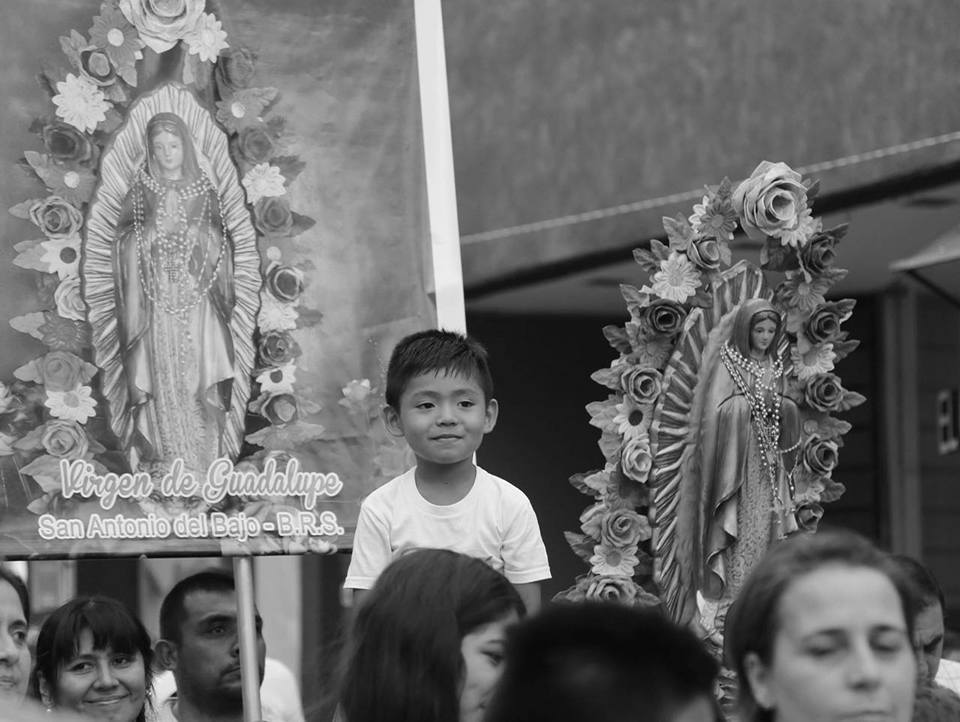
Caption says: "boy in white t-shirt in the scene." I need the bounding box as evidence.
[344,329,551,612]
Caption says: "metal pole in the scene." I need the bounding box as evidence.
[233,556,263,722]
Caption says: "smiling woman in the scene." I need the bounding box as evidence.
[32,596,153,722]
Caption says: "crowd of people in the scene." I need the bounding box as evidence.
[3,329,960,722]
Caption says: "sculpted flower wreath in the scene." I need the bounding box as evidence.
[1,0,344,535]
[558,161,864,606]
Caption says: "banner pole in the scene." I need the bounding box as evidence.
[233,556,263,722]
[414,0,467,334]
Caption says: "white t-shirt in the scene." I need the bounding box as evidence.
[343,466,551,589]
[936,657,960,696]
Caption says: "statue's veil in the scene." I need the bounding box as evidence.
[82,82,261,468]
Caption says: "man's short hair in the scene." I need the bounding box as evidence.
[891,554,946,612]
[159,569,236,643]
[485,602,719,722]
[384,329,494,408]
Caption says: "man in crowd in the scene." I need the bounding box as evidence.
[154,570,270,722]
[891,554,960,694]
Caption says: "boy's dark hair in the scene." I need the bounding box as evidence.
[484,602,719,722]
[159,569,235,643]
[385,329,494,408]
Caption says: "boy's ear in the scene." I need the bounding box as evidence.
[382,405,404,438]
[38,674,53,708]
[154,639,179,672]
[484,398,499,433]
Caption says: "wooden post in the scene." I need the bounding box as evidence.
[233,556,263,722]
[414,0,467,334]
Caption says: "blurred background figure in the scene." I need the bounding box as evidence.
[337,548,525,722]
[912,683,960,722]
[484,602,719,722]
[0,565,30,705]
[890,554,960,694]
[725,530,917,722]
[32,595,153,722]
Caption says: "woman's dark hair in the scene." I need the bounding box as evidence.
[0,565,30,621]
[338,549,525,722]
[31,595,153,722]
[724,530,916,722]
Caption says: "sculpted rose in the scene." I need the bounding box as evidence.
[801,231,837,274]
[638,298,685,336]
[600,508,648,548]
[803,436,839,475]
[732,161,808,241]
[579,502,606,539]
[804,373,844,412]
[264,264,304,303]
[41,420,89,459]
[215,47,257,92]
[621,437,652,483]
[619,366,662,405]
[42,122,95,164]
[119,0,205,53]
[686,238,722,271]
[29,196,83,239]
[585,576,638,604]
[37,351,91,391]
[261,393,299,426]
[258,330,301,366]
[238,126,275,164]
[795,502,824,532]
[254,197,294,238]
[804,307,842,344]
[54,277,87,321]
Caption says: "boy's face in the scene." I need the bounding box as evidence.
[384,371,498,467]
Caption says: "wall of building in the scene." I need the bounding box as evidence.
[915,292,960,619]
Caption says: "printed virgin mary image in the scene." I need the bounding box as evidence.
[84,84,260,482]
[696,298,801,604]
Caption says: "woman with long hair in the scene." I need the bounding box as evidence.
[725,530,917,722]
[338,548,526,722]
[32,596,153,722]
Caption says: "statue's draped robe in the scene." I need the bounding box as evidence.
[697,356,799,601]
[113,174,235,477]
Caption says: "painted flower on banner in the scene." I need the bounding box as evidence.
[29,196,84,240]
[41,420,90,459]
[339,379,374,412]
[40,237,82,279]
[45,385,96,423]
[52,74,110,133]
[53,277,86,321]
[258,292,298,332]
[242,163,286,204]
[183,13,228,63]
[89,2,144,80]
[256,364,296,395]
[118,0,205,53]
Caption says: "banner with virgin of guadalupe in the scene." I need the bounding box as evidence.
[0,0,434,558]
